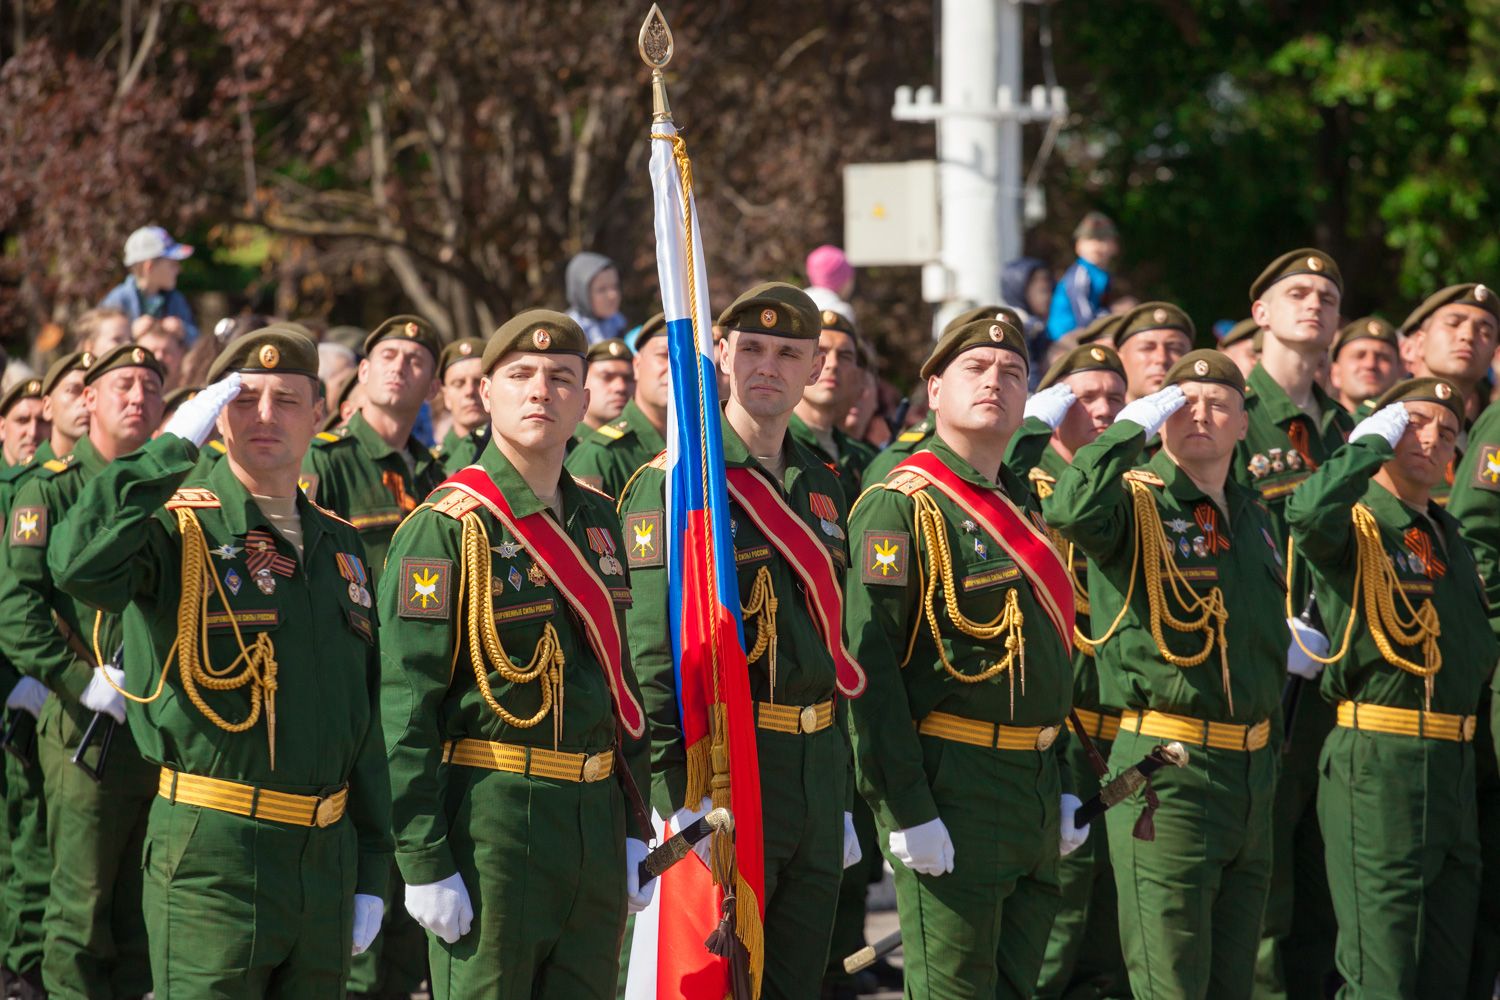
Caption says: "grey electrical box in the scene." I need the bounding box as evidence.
[843,161,940,267]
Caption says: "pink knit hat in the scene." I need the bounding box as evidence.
[806,245,854,292]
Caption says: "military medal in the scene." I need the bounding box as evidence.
[211,543,243,561]
[1249,453,1270,478]
[973,537,987,559]
[527,562,548,587]
[224,568,243,596]
[585,526,623,576]
[1286,450,1303,471]
[245,530,296,578]
[730,518,738,537]
[254,568,277,595]
[809,493,844,540]
[494,540,523,560]
[507,566,524,591]
[961,519,978,534]
[1269,448,1285,473]
[1192,536,1208,558]
[1194,503,1231,554]
[335,552,372,608]
[1178,536,1191,558]
[1166,518,1192,535]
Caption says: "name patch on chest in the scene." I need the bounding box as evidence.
[962,564,1022,592]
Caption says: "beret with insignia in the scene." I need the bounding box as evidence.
[40,349,93,396]
[0,377,43,417]
[481,309,587,373]
[819,308,859,339]
[586,338,634,364]
[1038,343,1126,390]
[632,312,668,350]
[84,343,166,386]
[717,282,820,340]
[920,318,1027,379]
[363,314,442,364]
[1117,301,1196,347]
[1077,311,1126,345]
[1369,376,1465,426]
[943,304,1024,338]
[1331,316,1398,358]
[1219,318,1261,350]
[206,326,320,385]
[1249,248,1343,302]
[1162,349,1246,396]
[438,337,487,380]
[161,385,203,415]
[1399,283,1500,335]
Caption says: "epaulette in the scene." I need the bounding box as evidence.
[208,440,227,455]
[165,487,221,510]
[1123,469,1166,487]
[881,470,929,495]
[308,498,357,529]
[895,428,927,444]
[313,429,350,446]
[1028,467,1057,485]
[597,421,628,442]
[42,457,71,473]
[571,476,613,501]
[1029,467,1057,499]
[429,488,483,520]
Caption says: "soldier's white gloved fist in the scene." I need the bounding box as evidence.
[79,665,126,724]
[841,812,862,869]
[625,838,655,913]
[5,676,49,720]
[1114,385,1188,438]
[1350,402,1410,448]
[1024,383,1078,430]
[1059,794,1090,857]
[1286,617,1330,681]
[404,872,473,944]
[162,372,242,447]
[350,893,384,956]
[889,816,954,876]
[670,796,715,867]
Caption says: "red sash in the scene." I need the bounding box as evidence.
[724,467,867,698]
[441,467,646,738]
[894,451,1075,654]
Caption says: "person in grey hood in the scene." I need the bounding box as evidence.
[1002,255,1054,386]
[565,251,628,344]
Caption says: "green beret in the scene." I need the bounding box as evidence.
[1162,349,1246,396]
[717,282,819,340]
[1399,283,1500,335]
[161,385,204,414]
[919,318,1027,380]
[481,309,587,374]
[635,313,667,348]
[943,304,1023,338]
[1249,248,1342,301]
[363,314,442,364]
[1038,343,1126,390]
[1332,316,1399,358]
[1117,301,1195,347]
[438,337,486,379]
[84,343,166,386]
[1371,376,1465,426]
[0,376,43,417]
[206,326,320,385]
[40,349,94,396]
[817,308,859,339]
[1219,318,1260,350]
[586,338,634,364]
[1077,312,1125,345]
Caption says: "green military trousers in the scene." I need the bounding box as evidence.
[143,795,358,998]
[1465,690,1500,1000]
[345,859,427,997]
[37,698,153,999]
[1318,727,1480,998]
[1108,728,1275,1000]
[823,794,882,989]
[1035,733,1127,1000]
[882,735,1062,999]
[427,764,628,1000]
[3,738,48,981]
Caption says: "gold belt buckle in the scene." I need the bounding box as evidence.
[314,795,340,828]
[1035,725,1059,752]
[581,753,610,783]
[799,705,820,734]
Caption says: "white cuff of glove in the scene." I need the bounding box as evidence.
[162,373,242,447]
[841,811,862,869]
[79,666,126,724]
[1114,385,1187,438]
[1350,402,1409,448]
[669,797,714,867]
[1286,616,1330,681]
[889,816,954,876]
[1024,383,1078,430]
[1059,793,1090,857]
[404,872,473,945]
[351,893,384,956]
[625,838,655,913]
[5,676,49,719]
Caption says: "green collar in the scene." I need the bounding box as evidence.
[786,412,846,461]
[622,400,666,451]
[1145,446,1257,517]
[203,449,328,558]
[73,435,110,477]
[348,410,426,466]
[474,437,586,521]
[719,412,824,493]
[927,432,1029,499]
[1247,363,1340,427]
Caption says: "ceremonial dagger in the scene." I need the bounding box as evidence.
[638,807,734,885]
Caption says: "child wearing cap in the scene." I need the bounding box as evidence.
[99,225,200,345]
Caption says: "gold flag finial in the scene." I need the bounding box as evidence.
[639,4,674,122]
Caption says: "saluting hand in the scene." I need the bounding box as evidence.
[161,372,243,448]
[1024,383,1078,430]
[1114,385,1188,439]
[1350,402,1410,448]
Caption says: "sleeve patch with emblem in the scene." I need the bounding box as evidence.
[861,530,910,586]
[399,557,453,620]
[9,506,46,547]
[625,510,664,568]
[1474,444,1500,492]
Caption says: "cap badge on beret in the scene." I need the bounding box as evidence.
[132,348,146,363]
[458,342,473,356]
[822,310,838,325]
[259,345,280,369]
[1477,285,1490,302]
[988,324,1004,342]
[608,342,624,357]
[1436,382,1453,399]
[1153,308,1168,323]
[80,352,93,368]
[533,328,552,350]
[25,380,39,394]
[1090,347,1107,361]
[1308,256,1324,272]
[404,322,420,337]
[1193,359,1210,376]
[1367,320,1381,334]
[761,308,778,327]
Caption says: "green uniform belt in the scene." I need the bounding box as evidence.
[157,768,348,828]
[1070,708,1121,742]
[1335,701,1476,742]
[918,710,1063,751]
[442,738,615,783]
[1120,709,1270,751]
[755,699,835,735]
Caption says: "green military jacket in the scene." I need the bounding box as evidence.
[844,434,1074,831]
[861,415,934,488]
[1048,421,1285,726]
[563,400,666,500]
[379,441,651,884]
[301,409,444,583]
[787,413,877,506]
[435,423,491,476]
[619,416,850,817]
[0,454,49,699]
[1450,400,1500,627]
[1286,436,1497,716]
[45,435,393,895]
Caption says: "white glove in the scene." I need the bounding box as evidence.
[1114,385,1188,438]
[350,893,384,956]
[625,838,655,913]
[404,872,473,945]
[162,372,242,447]
[888,816,954,876]
[1286,616,1330,681]
[1059,794,1090,857]
[669,796,715,867]
[5,677,49,719]
[79,666,126,724]
[1024,383,1078,430]
[841,812,862,870]
[1350,402,1410,448]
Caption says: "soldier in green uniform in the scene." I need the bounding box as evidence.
[1234,249,1349,1000]
[575,337,635,449]
[1113,301,1194,403]
[789,308,876,506]
[622,283,864,998]
[1218,318,1261,380]
[302,314,445,586]
[565,314,668,497]
[0,344,166,999]
[35,349,95,468]
[380,310,653,999]
[1076,311,1126,349]
[1327,317,1400,417]
[845,316,1080,998]
[1285,378,1497,997]
[1049,351,1288,1000]
[0,379,47,469]
[434,337,491,474]
[47,328,394,997]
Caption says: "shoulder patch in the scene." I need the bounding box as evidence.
[430,489,483,519]
[9,506,46,547]
[645,451,669,471]
[209,440,227,454]
[1028,466,1057,485]
[598,423,627,441]
[895,429,926,444]
[624,509,664,568]
[881,470,929,496]
[42,459,69,473]
[398,556,453,620]
[1473,444,1500,492]
[165,488,221,510]
[315,431,341,443]
[1124,469,1166,487]
[860,529,910,586]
